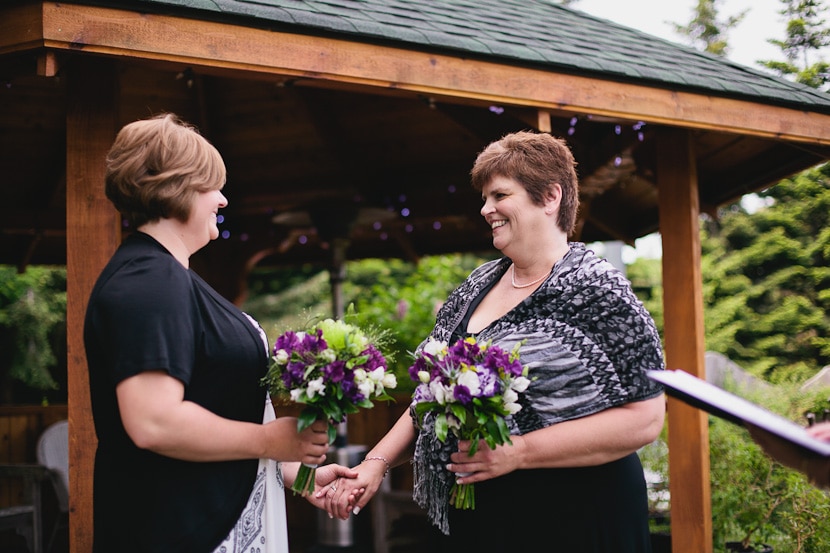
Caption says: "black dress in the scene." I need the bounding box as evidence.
[433,454,652,552]
[84,232,267,552]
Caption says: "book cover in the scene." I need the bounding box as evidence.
[647,369,830,457]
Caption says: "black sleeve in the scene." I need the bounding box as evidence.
[89,255,201,386]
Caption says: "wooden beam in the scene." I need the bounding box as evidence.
[656,128,712,553]
[23,2,830,145]
[65,57,120,553]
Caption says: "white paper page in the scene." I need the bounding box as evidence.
[648,369,830,456]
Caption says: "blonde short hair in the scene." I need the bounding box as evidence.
[105,113,226,228]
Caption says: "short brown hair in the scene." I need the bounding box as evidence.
[105,113,226,228]
[470,131,578,235]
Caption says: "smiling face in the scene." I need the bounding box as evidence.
[480,176,553,256]
[187,186,228,247]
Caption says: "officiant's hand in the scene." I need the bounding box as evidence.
[746,423,830,488]
[808,421,830,442]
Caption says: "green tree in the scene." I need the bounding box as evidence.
[759,0,830,88]
[0,266,66,404]
[671,0,747,57]
[701,168,830,383]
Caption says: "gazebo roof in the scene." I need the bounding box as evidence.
[3,0,830,278]
[126,0,830,110]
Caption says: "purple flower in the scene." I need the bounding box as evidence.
[362,345,386,372]
[273,330,301,355]
[453,384,472,405]
[322,360,346,383]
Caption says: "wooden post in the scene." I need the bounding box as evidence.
[656,128,712,553]
[65,57,120,553]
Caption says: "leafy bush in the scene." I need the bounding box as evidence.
[0,265,66,404]
[644,380,830,553]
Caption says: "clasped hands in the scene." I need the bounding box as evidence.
[310,438,520,520]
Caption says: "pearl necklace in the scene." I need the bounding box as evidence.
[511,264,549,289]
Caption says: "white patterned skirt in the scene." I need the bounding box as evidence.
[214,397,289,553]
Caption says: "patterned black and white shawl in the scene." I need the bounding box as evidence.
[411,242,665,534]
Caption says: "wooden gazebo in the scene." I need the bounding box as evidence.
[4,1,830,551]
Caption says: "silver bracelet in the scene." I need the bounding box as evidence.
[362,455,391,476]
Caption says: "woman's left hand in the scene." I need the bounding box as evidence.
[447,436,524,484]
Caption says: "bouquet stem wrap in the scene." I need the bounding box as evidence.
[292,462,318,497]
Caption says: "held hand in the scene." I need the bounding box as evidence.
[305,464,360,511]
[314,459,386,520]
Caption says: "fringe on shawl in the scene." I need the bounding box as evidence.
[411,410,456,535]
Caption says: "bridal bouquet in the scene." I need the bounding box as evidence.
[263,315,396,496]
[409,336,529,510]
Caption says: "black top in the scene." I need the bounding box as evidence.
[84,232,268,552]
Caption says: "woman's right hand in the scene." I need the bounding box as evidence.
[264,417,329,465]
[807,421,830,442]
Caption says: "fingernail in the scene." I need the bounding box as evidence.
[328,513,334,519]
[353,506,361,515]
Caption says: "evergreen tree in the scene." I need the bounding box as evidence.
[759,0,830,89]
[0,266,66,403]
[671,0,747,57]
[701,167,830,382]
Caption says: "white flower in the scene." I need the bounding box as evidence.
[368,367,386,382]
[358,380,376,398]
[290,388,304,402]
[353,368,367,382]
[352,333,369,351]
[502,388,522,414]
[456,369,481,397]
[417,370,431,383]
[319,348,337,363]
[306,377,326,398]
[381,373,397,389]
[504,401,522,415]
[273,349,289,364]
[430,380,450,404]
[511,376,530,393]
[422,338,447,357]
